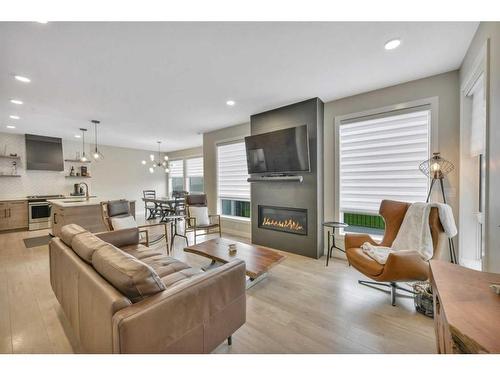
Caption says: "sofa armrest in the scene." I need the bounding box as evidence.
[111,259,246,353]
[344,233,379,250]
[381,250,429,281]
[95,228,140,248]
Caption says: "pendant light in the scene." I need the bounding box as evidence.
[91,120,104,160]
[142,141,169,173]
[79,128,88,162]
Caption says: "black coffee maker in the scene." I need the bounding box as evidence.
[72,183,83,196]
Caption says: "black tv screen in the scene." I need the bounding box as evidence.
[25,134,64,171]
[245,125,310,174]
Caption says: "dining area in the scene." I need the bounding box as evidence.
[142,190,222,248]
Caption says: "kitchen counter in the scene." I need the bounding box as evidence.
[49,198,136,237]
[48,197,135,207]
[0,195,96,202]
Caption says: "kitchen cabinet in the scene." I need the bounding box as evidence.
[0,200,28,231]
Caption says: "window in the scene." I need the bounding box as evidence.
[186,157,204,193]
[168,160,184,195]
[338,108,431,234]
[217,141,250,219]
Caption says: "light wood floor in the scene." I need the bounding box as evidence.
[0,225,436,354]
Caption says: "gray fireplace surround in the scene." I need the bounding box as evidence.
[250,98,324,259]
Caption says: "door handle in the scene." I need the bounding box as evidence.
[9,208,11,218]
[53,213,57,224]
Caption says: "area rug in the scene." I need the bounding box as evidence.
[23,235,52,248]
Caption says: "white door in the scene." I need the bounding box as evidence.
[459,73,486,270]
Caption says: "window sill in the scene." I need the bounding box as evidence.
[220,215,251,224]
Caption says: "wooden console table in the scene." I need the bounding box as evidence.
[430,260,500,353]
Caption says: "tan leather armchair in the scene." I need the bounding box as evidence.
[345,200,447,306]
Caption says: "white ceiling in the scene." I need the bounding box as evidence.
[0,22,478,152]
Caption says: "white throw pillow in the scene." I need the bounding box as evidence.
[110,215,138,230]
[189,206,210,226]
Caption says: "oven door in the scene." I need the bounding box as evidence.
[29,202,52,223]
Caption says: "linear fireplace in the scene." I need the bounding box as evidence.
[258,205,307,236]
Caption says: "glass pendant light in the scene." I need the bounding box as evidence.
[91,120,104,160]
[79,128,88,162]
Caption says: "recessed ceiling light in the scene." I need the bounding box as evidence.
[14,75,31,83]
[226,100,236,106]
[36,21,48,24]
[384,38,401,50]
[6,125,16,129]
[74,134,81,138]
[9,115,20,120]
[10,99,23,105]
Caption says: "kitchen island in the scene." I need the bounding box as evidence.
[48,197,136,237]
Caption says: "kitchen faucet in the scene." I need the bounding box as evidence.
[78,182,90,201]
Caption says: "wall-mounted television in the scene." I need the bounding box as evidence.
[244,125,310,174]
[25,134,64,171]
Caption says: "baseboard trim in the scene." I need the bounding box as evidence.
[222,227,251,239]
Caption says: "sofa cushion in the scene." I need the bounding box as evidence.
[60,224,87,247]
[72,231,108,263]
[120,244,164,260]
[140,254,193,278]
[160,268,203,288]
[92,244,166,303]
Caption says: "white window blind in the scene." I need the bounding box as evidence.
[169,160,184,178]
[217,141,250,200]
[339,109,430,215]
[186,157,203,177]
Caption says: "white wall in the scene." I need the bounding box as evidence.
[460,22,500,272]
[0,132,167,216]
[323,71,460,260]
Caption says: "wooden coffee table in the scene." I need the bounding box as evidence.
[184,238,286,288]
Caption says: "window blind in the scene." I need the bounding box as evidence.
[186,157,203,177]
[217,141,250,200]
[169,160,184,178]
[339,109,430,215]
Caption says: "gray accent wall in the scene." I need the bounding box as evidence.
[250,98,324,259]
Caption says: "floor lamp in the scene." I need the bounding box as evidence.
[418,152,457,263]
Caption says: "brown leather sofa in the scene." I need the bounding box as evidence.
[345,200,447,305]
[49,224,246,353]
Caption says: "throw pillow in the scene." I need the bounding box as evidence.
[110,215,138,230]
[189,206,210,226]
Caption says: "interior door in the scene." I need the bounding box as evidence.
[459,73,486,270]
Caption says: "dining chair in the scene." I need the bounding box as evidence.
[185,194,221,244]
[143,190,158,219]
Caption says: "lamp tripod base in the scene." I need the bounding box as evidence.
[426,177,457,264]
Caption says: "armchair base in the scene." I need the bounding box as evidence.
[358,280,415,306]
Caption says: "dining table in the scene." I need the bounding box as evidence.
[142,196,188,246]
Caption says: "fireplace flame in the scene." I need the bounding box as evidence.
[261,216,304,232]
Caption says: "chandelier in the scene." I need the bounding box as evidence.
[142,141,169,173]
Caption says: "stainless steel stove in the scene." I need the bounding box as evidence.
[27,194,65,231]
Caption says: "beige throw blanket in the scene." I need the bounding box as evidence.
[361,202,457,264]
